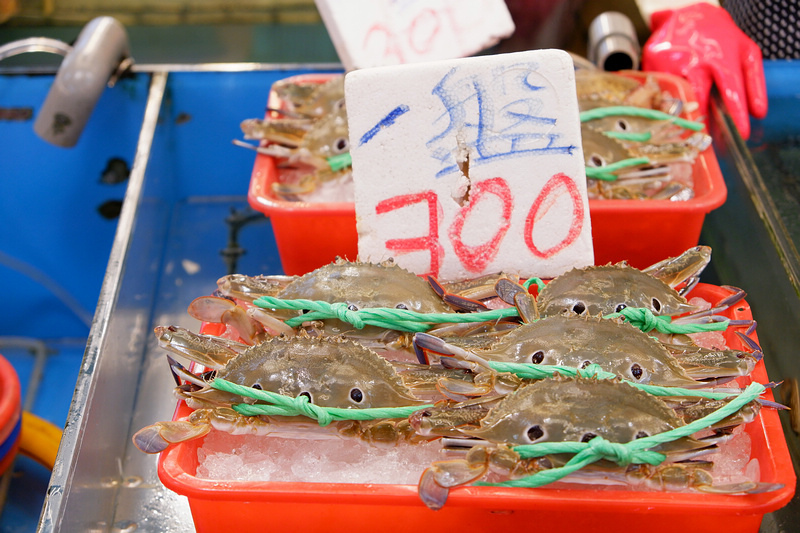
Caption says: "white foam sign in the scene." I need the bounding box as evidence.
[346,49,594,281]
[314,0,515,71]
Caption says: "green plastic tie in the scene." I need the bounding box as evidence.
[252,296,728,336]
[477,381,765,488]
[609,306,729,334]
[253,295,519,332]
[603,130,652,142]
[522,277,545,292]
[585,157,651,181]
[488,362,741,401]
[212,378,432,426]
[327,152,352,172]
[580,105,705,131]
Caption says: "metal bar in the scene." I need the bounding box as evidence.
[0,61,343,76]
[37,70,168,533]
[709,88,800,297]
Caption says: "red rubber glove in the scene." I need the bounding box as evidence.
[641,3,767,140]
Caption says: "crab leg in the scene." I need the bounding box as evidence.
[188,295,264,344]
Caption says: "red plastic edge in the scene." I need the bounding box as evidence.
[0,354,22,446]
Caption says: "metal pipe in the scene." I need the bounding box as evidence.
[32,17,130,147]
[588,11,640,71]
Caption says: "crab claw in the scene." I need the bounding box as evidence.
[418,468,450,511]
[429,457,490,488]
[414,333,495,371]
[188,295,261,344]
[494,278,539,323]
[427,276,489,312]
[132,420,211,454]
[642,245,712,289]
[247,306,295,337]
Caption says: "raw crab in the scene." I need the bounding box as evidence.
[132,333,432,453]
[191,258,502,357]
[417,377,770,510]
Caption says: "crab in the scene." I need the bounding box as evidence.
[188,258,508,359]
[132,333,435,454]
[417,376,771,510]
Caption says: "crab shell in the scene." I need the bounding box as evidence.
[463,377,684,446]
[477,314,701,387]
[184,334,425,410]
[277,258,451,314]
[537,263,697,317]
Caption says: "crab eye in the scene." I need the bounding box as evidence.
[589,154,606,167]
[631,364,644,380]
[347,304,359,311]
[615,303,627,313]
[526,425,545,442]
[334,137,349,153]
[572,302,586,314]
[635,431,650,439]
[395,303,408,310]
[252,383,263,390]
[298,391,312,402]
[349,387,364,403]
[530,351,544,364]
[581,432,597,442]
[580,360,592,369]
[651,298,662,313]
[616,119,629,131]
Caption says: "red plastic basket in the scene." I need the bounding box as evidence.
[248,71,726,275]
[158,284,795,533]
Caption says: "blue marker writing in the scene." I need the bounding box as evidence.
[359,104,410,146]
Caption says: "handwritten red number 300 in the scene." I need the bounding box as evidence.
[374,173,584,277]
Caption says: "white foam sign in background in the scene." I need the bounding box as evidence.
[314,0,515,71]
[346,49,594,281]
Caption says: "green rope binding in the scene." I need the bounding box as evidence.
[252,295,519,332]
[327,152,352,172]
[603,130,652,142]
[476,381,766,488]
[609,306,729,334]
[252,295,727,336]
[212,378,432,425]
[585,157,651,181]
[488,362,742,401]
[579,105,705,131]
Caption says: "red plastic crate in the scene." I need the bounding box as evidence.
[158,284,795,533]
[248,71,726,275]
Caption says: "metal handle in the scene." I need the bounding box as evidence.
[28,17,131,147]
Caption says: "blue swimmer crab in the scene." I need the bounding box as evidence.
[414,312,758,401]
[233,75,349,199]
[190,258,496,357]
[417,376,770,510]
[133,333,433,453]
[524,245,735,319]
[269,74,345,119]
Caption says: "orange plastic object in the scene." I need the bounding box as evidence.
[0,353,22,474]
[159,284,795,533]
[248,71,727,275]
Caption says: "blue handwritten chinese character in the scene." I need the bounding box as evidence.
[426,62,577,178]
